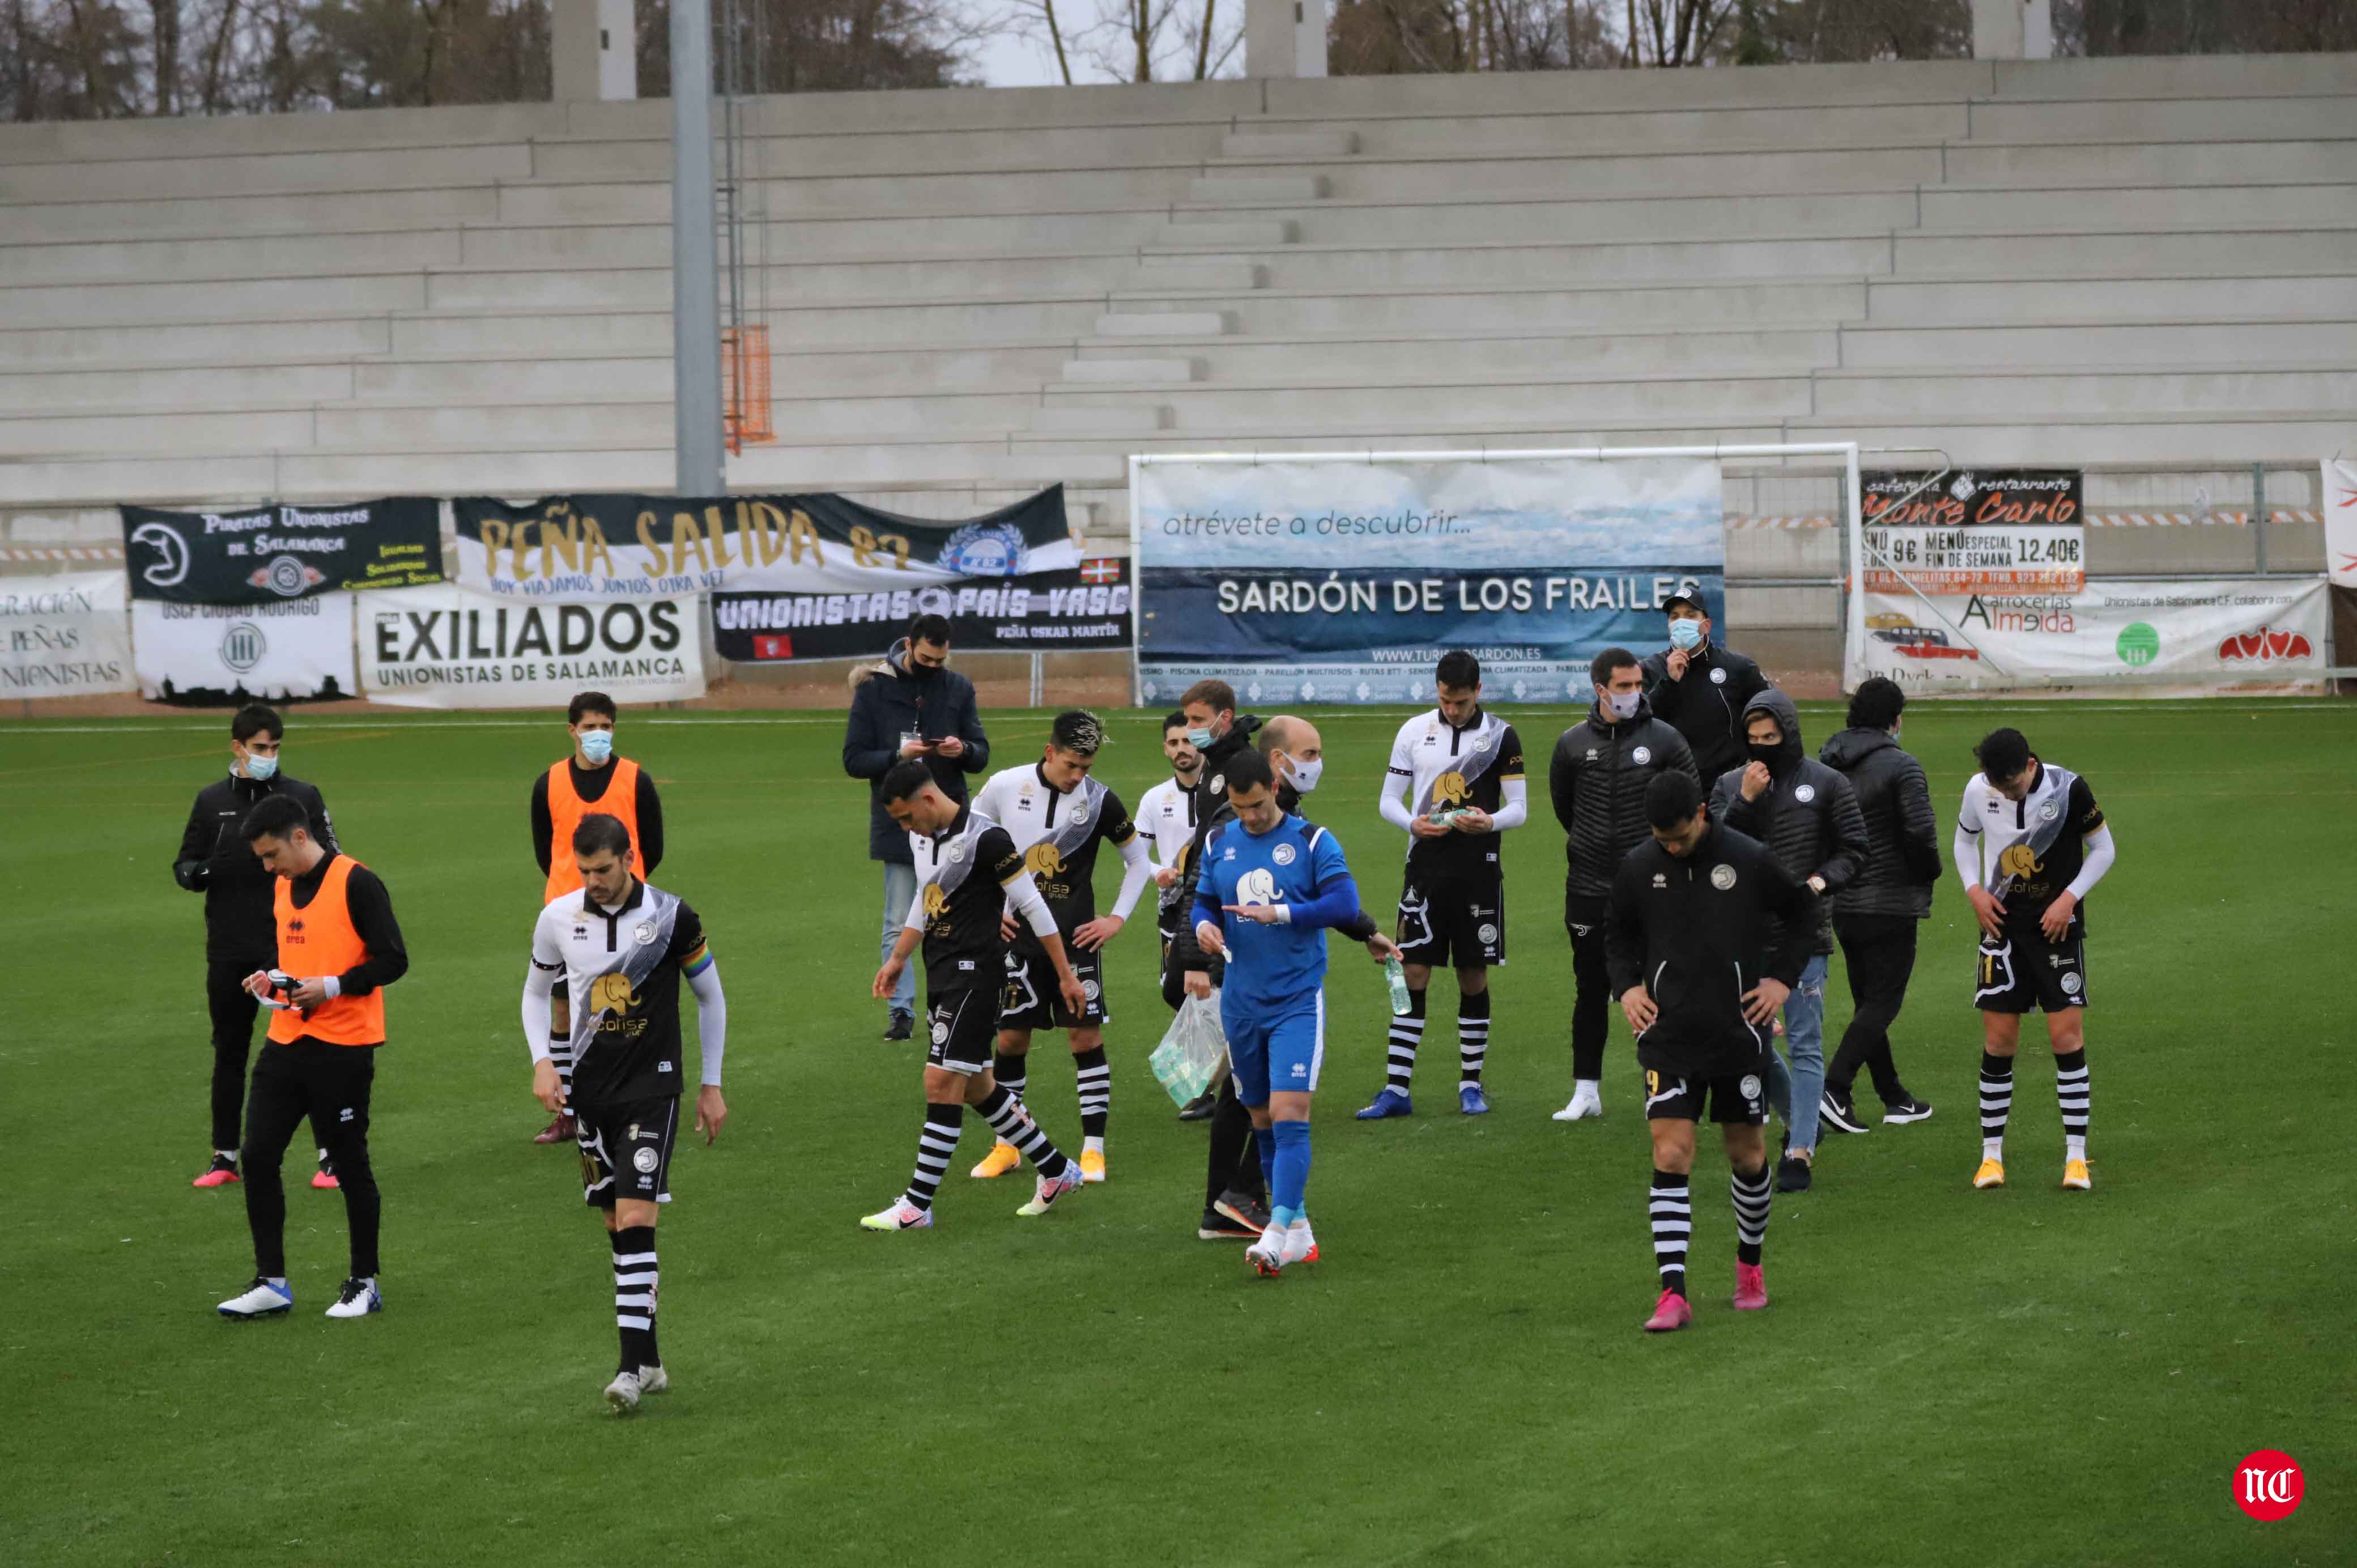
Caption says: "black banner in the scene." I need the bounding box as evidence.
[452,485,1077,599]
[120,497,445,604]
[712,558,1133,663]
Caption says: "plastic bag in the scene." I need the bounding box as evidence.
[1149,990,1226,1107]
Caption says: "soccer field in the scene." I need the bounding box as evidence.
[3,698,2351,1566]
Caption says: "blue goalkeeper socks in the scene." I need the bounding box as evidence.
[1257,1128,1277,1199]
[1270,1119,1311,1219]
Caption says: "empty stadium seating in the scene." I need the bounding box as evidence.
[1,52,2353,549]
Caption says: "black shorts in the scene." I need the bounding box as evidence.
[925,986,999,1075]
[1641,1064,1770,1126]
[1397,857,1505,968]
[576,1095,678,1208]
[1975,927,2088,1014]
[1001,945,1108,1031]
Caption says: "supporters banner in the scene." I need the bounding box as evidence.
[1853,576,2328,695]
[712,559,1132,663]
[358,583,705,709]
[120,497,444,605]
[451,486,1077,602]
[0,571,134,699]
[2325,459,2357,590]
[1132,456,1722,706]
[131,595,356,702]
[1861,469,2084,594]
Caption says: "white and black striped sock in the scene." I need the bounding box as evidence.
[611,1226,658,1373]
[549,1028,573,1101]
[2054,1049,2089,1159]
[1979,1052,2014,1160]
[1650,1170,1691,1298]
[1731,1163,1772,1266]
[1457,991,1491,1090]
[977,1086,1070,1181]
[903,1103,963,1212]
[1386,990,1427,1094]
[1074,1046,1111,1140]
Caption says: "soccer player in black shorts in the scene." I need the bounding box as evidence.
[1954,727,2116,1193]
[965,710,1152,1184]
[1607,772,1814,1333]
[1359,649,1526,1119]
[862,760,1089,1231]
[521,814,728,1415]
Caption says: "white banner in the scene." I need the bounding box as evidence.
[0,571,134,699]
[2324,459,2357,590]
[133,594,355,701]
[358,582,705,709]
[1856,576,2328,695]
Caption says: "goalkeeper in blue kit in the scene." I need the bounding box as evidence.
[1189,749,1399,1275]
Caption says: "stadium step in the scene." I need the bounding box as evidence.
[1027,404,1171,435]
[1149,220,1295,248]
[1220,130,1358,159]
[1188,174,1326,204]
[1060,358,1199,385]
[1095,312,1227,338]
[1121,261,1263,292]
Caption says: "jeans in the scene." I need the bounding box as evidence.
[879,862,917,1014]
[1764,953,1828,1151]
[1829,914,1920,1105]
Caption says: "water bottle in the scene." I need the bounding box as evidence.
[1384,955,1412,1016]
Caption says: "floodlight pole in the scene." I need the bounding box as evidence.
[670,0,725,497]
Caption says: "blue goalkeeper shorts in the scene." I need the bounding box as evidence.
[1223,992,1326,1106]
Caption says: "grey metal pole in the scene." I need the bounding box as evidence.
[670,0,725,497]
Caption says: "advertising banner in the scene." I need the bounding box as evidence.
[1133,457,1722,706]
[120,498,444,604]
[359,583,705,709]
[452,486,1076,602]
[712,558,1132,663]
[1861,469,2084,595]
[0,571,134,699]
[1854,576,2328,695]
[131,595,356,702]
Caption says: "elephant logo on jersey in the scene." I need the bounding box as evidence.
[589,972,636,1017]
[1998,844,2044,881]
[1237,867,1279,907]
[1432,773,1469,808]
[922,883,949,919]
[1025,842,1065,878]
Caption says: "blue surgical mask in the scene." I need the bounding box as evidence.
[1186,726,1215,749]
[244,753,278,782]
[1669,618,1704,651]
[579,730,614,764]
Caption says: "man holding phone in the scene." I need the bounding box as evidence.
[843,613,991,1040]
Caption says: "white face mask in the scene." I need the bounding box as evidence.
[1283,754,1323,794]
[1603,689,1641,721]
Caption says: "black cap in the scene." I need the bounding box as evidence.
[1662,590,1707,615]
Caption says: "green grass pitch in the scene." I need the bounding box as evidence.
[3,698,2351,1566]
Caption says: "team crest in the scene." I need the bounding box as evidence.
[1739,1074,1763,1100]
[1209,775,1224,795]
[1794,784,1816,803]
[2060,972,2083,996]
[631,1147,660,1173]
[1632,746,1651,765]
[1709,864,1737,890]
[2040,801,2060,821]
[632,921,657,945]
[944,843,965,863]
[1709,667,1728,684]
[1272,843,1297,866]
[930,1019,949,1045]
[1082,978,1101,1000]
[935,520,1028,577]
[1476,922,1500,945]
[1473,735,1491,752]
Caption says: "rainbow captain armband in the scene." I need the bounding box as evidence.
[680,940,714,979]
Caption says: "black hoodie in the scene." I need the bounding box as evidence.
[1818,725,1941,921]
[1708,688,1866,956]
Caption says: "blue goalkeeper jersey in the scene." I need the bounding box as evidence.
[1192,811,1363,1011]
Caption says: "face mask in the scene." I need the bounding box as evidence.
[1669,619,1704,651]
[1186,726,1215,749]
[1748,741,1782,769]
[579,730,614,764]
[1605,689,1641,721]
[244,752,278,782]
[1284,755,1324,794]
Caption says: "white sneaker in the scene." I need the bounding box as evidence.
[1016,1162,1083,1217]
[218,1277,293,1318]
[324,1277,381,1318]
[1552,1084,1603,1122]
[605,1369,642,1414]
[859,1197,933,1231]
[637,1363,670,1395]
